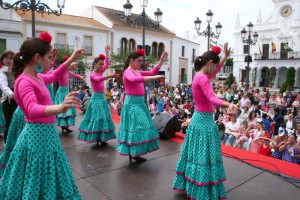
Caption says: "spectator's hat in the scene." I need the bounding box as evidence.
[278,127,285,137]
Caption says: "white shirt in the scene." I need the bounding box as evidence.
[0,66,14,102]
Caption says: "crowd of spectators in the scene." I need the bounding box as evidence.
[91,79,300,165]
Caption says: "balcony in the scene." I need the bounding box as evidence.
[54,43,70,50]
[254,51,300,60]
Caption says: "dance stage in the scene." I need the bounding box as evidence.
[0,112,298,200]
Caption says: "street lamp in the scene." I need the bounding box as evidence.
[194,10,222,51]
[0,0,66,37]
[240,22,259,91]
[117,0,163,51]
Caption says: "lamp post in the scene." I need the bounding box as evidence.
[194,10,222,51]
[240,22,259,91]
[117,0,163,51]
[0,0,66,37]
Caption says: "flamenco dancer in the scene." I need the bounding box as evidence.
[78,46,118,146]
[173,44,236,200]
[55,55,85,133]
[0,32,83,199]
[116,49,168,162]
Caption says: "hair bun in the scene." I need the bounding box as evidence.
[136,49,145,56]
[38,32,52,44]
[99,54,105,60]
[63,56,69,62]
[211,46,221,55]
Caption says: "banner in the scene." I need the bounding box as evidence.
[271,42,276,53]
[283,43,293,52]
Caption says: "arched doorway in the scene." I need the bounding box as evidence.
[278,67,288,87]
[260,67,269,87]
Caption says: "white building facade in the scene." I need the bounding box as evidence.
[233,0,300,89]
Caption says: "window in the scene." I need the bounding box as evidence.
[84,36,93,55]
[182,46,185,57]
[262,44,269,59]
[158,43,164,58]
[145,45,151,56]
[243,45,249,54]
[56,33,67,49]
[128,39,136,52]
[280,43,288,59]
[192,48,195,62]
[0,39,6,53]
[152,42,158,57]
[121,38,127,54]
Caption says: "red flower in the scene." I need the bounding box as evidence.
[99,54,105,60]
[63,56,69,62]
[136,49,145,56]
[211,46,221,55]
[38,32,52,44]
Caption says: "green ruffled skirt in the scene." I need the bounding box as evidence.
[0,123,82,199]
[55,86,76,127]
[173,112,226,200]
[78,92,116,143]
[116,95,159,158]
[0,107,25,177]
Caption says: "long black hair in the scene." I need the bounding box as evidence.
[194,51,220,72]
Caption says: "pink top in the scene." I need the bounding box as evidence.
[90,57,109,93]
[58,71,82,86]
[14,64,68,123]
[123,66,160,96]
[192,73,223,113]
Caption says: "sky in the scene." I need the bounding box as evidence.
[29,0,275,45]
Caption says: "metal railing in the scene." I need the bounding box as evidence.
[254,51,300,60]
[69,70,86,91]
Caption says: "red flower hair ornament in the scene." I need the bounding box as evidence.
[99,54,106,60]
[63,56,69,62]
[136,49,145,56]
[211,46,221,55]
[38,32,52,44]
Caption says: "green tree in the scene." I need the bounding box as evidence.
[224,73,235,86]
[280,67,295,93]
[57,47,88,72]
[225,58,233,67]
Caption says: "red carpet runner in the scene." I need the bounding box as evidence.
[84,111,300,180]
[170,132,300,180]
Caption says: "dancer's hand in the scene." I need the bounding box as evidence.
[52,47,58,58]
[105,45,111,56]
[108,73,119,79]
[68,62,78,71]
[154,75,165,80]
[227,103,237,115]
[223,42,231,58]
[160,50,168,63]
[69,49,85,62]
[61,91,81,113]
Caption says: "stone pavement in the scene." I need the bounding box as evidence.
[0,112,299,200]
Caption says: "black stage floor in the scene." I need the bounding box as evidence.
[1,113,299,200]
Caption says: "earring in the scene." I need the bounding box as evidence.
[34,61,44,73]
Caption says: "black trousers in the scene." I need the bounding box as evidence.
[2,98,18,143]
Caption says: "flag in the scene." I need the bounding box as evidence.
[283,43,293,52]
[258,42,262,55]
[271,42,276,53]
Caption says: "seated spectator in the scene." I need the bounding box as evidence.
[294,108,300,127]
[181,114,192,134]
[157,93,165,112]
[234,120,249,149]
[239,106,250,122]
[262,113,271,133]
[279,133,300,164]
[256,134,272,157]
[116,94,123,115]
[223,115,240,146]
[247,119,266,153]
[105,87,112,104]
[177,109,187,125]
[285,113,295,135]
[270,129,288,159]
[110,98,120,115]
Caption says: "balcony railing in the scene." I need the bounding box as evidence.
[254,51,300,60]
[54,43,70,49]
